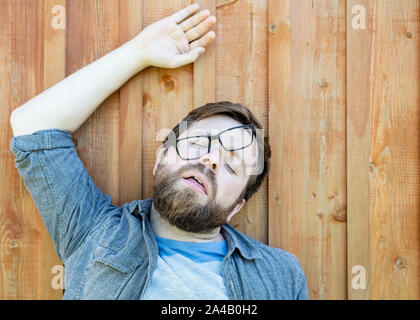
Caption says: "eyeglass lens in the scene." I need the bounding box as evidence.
[177,126,253,160]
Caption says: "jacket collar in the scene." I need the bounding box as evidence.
[130,198,261,261]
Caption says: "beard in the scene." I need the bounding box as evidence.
[152,161,239,233]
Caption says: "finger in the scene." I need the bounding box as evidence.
[170,46,205,68]
[171,4,200,24]
[189,31,216,50]
[179,9,210,32]
[185,15,216,43]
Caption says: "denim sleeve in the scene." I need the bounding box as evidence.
[296,271,309,300]
[287,252,309,300]
[9,129,112,262]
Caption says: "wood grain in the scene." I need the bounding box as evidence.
[269,0,347,299]
[1,0,46,299]
[268,0,290,251]
[368,0,420,299]
[347,0,371,300]
[194,0,216,108]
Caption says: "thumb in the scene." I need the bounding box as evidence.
[170,47,205,68]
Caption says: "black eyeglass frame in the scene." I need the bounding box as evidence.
[168,123,256,161]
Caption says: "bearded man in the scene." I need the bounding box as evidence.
[9,4,308,300]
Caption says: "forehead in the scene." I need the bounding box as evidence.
[182,115,245,136]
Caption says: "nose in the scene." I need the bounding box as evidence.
[198,143,221,174]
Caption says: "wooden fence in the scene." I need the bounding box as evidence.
[0,0,418,299]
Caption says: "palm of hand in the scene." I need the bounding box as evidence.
[135,5,216,69]
[139,17,191,67]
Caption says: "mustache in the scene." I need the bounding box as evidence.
[173,162,217,193]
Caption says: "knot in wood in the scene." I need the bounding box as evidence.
[395,257,406,269]
[161,75,175,92]
[269,23,278,34]
[318,79,329,89]
[9,239,18,248]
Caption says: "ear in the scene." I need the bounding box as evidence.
[153,146,167,176]
[226,198,246,223]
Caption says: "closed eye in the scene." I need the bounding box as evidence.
[225,164,236,174]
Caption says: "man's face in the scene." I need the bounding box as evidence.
[152,115,259,233]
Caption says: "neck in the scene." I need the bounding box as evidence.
[149,202,225,242]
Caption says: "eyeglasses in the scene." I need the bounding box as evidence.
[169,124,256,161]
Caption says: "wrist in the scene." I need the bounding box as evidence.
[123,37,150,73]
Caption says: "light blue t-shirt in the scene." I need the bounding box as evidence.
[141,236,229,300]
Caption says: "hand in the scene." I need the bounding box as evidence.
[134,4,216,69]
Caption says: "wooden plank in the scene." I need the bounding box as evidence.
[141,0,195,199]
[0,0,417,301]
[368,0,420,299]
[119,0,143,205]
[272,0,347,299]
[193,0,216,108]
[215,0,268,243]
[268,0,291,251]
[0,0,45,299]
[41,0,66,299]
[66,0,121,204]
[347,0,371,300]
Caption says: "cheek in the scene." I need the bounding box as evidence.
[160,147,183,167]
[158,147,190,173]
[215,175,245,203]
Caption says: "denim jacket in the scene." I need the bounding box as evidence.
[10,129,309,300]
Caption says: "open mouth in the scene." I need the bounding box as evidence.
[183,176,207,195]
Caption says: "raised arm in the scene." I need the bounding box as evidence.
[10,4,216,137]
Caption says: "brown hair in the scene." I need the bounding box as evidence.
[162,101,271,203]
